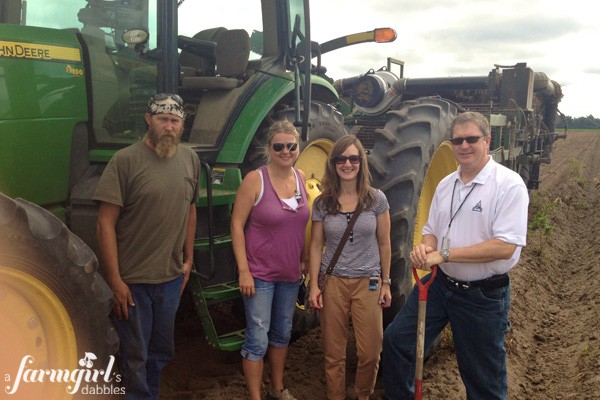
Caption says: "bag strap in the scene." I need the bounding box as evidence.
[324,205,363,276]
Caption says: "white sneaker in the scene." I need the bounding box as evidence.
[267,386,297,400]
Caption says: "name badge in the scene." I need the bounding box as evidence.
[369,276,379,291]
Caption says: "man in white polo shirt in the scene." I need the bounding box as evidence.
[382,111,528,400]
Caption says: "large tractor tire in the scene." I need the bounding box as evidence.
[368,97,458,327]
[243,100,348,342]
[0,193,118,399]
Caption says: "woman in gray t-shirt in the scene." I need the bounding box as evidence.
[308,135,391,400]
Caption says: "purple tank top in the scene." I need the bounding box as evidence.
[244,166,309,282]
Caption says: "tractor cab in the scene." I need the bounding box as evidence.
[5,0,311,161]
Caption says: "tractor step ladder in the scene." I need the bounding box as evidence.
[189,162,245,351]
[187,276,245,351]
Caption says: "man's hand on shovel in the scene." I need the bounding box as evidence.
[410,243,439,271]
[412,264,438,400]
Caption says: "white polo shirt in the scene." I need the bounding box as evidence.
[423,156,528,281]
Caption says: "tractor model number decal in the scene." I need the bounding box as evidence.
[0,40,81,62]
[66,64,84,77]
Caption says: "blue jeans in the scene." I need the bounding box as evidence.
[382,272,510,400]
[241,278,300,361]
[113,275,183,400]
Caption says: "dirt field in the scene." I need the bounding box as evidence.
[160,131,600,400]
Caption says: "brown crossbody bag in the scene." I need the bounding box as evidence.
[317,206,362,292]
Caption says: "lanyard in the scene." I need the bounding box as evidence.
[447,179,477,232]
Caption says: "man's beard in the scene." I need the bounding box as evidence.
[155,137,178,158]
[147,129,180,159]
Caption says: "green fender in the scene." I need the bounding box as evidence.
[216,74,338,164]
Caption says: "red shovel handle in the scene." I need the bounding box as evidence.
[412,265,438,400]
[412,265,438,301]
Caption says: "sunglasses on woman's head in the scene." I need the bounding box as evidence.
[271,142,298,152]
[333,155,361,165]
[449,136,483,145]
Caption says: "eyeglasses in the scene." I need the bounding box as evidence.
[334,155,361,165]
[449,136,483,146]
[271,142,298,152]
[149,93,184,106]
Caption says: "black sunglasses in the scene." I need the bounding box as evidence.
[271,142,298,152]
[150,93,184,106]
[334,155,361,165]
[450,136,483,145]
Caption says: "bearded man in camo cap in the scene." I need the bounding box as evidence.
[94,93,200,399]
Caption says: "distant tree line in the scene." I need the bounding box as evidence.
[557,115,600,130]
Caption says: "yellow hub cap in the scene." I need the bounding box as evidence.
[0,266,77,399]
[295,138,335,286]
[413,141,458,281]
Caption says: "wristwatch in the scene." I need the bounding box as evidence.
[382,278,392,285]
[440,248,450,263]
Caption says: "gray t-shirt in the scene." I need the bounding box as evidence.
[312,189,389,278]
[93,141,199,284]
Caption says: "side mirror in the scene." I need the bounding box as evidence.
[122,28,150,54]
[122,28,149,45]
[296,40,324,74]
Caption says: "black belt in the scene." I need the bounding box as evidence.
[439,268,509,290]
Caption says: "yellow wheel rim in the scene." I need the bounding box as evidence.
[295,138,336,285]
[413,141,458,281]
[295,137,334,184]
[0,266,77,400]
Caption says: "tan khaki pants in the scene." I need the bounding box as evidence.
[321,275,383,400]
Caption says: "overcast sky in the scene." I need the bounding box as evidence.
[309,0,598,118]
[30,1,597,118]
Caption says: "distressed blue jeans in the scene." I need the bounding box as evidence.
[382,272,511,400]
[240,278,300,361]
[113,274,183,400]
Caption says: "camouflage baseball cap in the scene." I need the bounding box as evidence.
[147,93,185,119]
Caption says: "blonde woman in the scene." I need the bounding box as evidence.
[308,135,392,400]
[231,120,309,400]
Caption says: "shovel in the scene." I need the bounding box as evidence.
[412,264,438,400]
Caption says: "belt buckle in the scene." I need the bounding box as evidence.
[447,276,470,289]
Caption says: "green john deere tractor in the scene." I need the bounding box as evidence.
[0,1,396,397]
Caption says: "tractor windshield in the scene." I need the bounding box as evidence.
[178,1,263,59]
[20,0,158,47]
[1,0,305,147]
[19,0,265,146]
[13,0,160,143]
